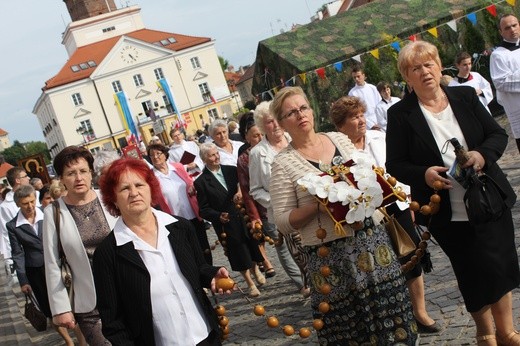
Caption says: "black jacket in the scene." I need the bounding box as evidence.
[386,86,516,229]
[93,217,220,345]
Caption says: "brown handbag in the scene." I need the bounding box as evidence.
[53,201,74,311]
[380,208,416,258]
[24,293,47,332]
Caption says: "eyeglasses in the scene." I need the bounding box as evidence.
[150,152,164,158]
[18,174,29,179]
[282,105,311,119]
[63,169,92,179]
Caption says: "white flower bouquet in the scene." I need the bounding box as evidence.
[297,151,406,236]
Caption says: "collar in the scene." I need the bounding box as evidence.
[16,207,44,228]
[501,39,520,51]
[114,209,177,246]
[457,73,473,84]
[170,140,185,149]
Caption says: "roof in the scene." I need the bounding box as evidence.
[0,163,14,179]
[0,128,7,136]
[224,71,243,92]
[237,63,255,85]
[252,0,495,94]
[44,29,212,90]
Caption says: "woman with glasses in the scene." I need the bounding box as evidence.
[269,87,417,345]
[147,143,213,264]
[43,146,116,345]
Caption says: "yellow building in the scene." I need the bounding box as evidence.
[33,1,233,157]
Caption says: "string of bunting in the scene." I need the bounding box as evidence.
[257,0,515,100]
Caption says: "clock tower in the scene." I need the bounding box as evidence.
[63,0,117,21]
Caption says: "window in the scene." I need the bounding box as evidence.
[208,108,218,119]
[79,63,89,70]
[167,37,177,43]
[190,57,201,69]
[160,39,169,46]
[79,120,96,141]
[71,93,83,106]
[112,80,123,93]
[102,26,115,33]
[71,65,80,72]
[198,82,211,102]
[154,68,164,80]
[87,60,97,67]
[133,74,144,87]
[141,100,152,113]
[162,95,174,113]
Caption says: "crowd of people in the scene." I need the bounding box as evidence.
[0,13,518,346]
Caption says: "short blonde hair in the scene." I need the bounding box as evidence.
[397,41,442,80]
[253,101,272,134]
[269,87,310,122]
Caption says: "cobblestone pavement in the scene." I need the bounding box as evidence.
[1,115,519,345]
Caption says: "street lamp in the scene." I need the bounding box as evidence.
[75,125,88,148]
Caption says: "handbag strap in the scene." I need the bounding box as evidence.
[53,200,65,261]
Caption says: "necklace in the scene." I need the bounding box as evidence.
[418,91,448,118]
[296,135,330,171]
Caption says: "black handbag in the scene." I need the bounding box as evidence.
[463,173,508,225]
[24,294,47,332]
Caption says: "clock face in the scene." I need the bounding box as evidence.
[120,45,139,64]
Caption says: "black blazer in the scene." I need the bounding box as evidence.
[6,214,44,286]
[194,165,243,231]
[386,86,516,229]
[92,217,220,345]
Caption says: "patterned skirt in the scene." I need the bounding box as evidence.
[305,217,418,345]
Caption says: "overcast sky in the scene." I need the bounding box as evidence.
[0,0,324,144]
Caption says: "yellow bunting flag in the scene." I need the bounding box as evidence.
[299,73,307,84]
[427,27,438,38]
[369,48,380,59]
[506,0,515,5]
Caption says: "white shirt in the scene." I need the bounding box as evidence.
[114,210,210,346]
[420,103,468,221]
[168,140,204,177]
[153,165,196,220]
[448,72,493,114]
[348,83,381,129]
[216,140,243,166]
[249,136,289,222]
[362,130,410,210]
[374,96,401,132]
[490,43,520,137]
[0,191,19,258]
[15,207,44,236]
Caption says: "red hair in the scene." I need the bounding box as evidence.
[99,158,171,216]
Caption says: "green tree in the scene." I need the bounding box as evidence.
[218,56,229,72]
[2,141,27,165]
[2,140,50,166]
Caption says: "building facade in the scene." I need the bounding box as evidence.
[0,129,11,152]
[34,2,233,157]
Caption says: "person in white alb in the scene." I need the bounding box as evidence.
[348,66,382,130]
[374,82,401,132]
[490,14,520,153]
[449,51,493,114]
[168,128,204,178]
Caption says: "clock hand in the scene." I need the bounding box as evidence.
[129,54,136,61]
